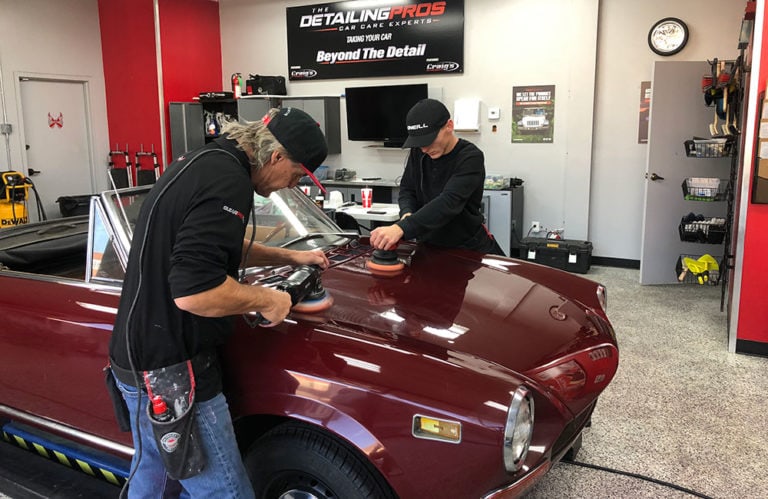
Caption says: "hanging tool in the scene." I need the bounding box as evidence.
[107,144,133,188]
[150,144,162,180]
[135,144,158,186]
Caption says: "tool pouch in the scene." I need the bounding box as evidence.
[143,360,206,480]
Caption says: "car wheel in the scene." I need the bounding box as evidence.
[245,422,396,499]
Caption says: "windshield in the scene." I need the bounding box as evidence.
[250,188,352,250]
[100,186,352,274]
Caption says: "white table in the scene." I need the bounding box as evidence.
[334,203,400,223]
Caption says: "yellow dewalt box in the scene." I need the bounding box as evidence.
[0,171,30,228]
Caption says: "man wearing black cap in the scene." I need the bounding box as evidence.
[370,98,504,255]
[108,107,329,498]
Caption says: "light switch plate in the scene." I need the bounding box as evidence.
[488,107,500,120]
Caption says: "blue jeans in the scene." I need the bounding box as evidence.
[114,374,255,499]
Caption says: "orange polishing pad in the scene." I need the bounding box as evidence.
[366,259,405,272]
[292,292,334,313]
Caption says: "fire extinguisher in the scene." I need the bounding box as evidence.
[231,73,242,99]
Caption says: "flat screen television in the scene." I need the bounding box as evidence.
[344,83,428,148]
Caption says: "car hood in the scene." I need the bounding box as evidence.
[308,243,609,375]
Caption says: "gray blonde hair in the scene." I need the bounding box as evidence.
[221,108,290,170]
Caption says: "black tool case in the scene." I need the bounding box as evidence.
[520,237,593,274]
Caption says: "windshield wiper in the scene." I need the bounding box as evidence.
[280,231,360,249]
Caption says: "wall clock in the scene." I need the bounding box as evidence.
[648,17,689,56]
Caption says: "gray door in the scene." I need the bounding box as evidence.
[640,61,731,284]
[19,78,95,221]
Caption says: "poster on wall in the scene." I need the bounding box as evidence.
[511,85,555,143]
[638,81,651,144]
[286,1,464,81]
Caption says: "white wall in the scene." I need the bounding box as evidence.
[221,0,744,259]
[0,0,110,192]
[591,0,742,260]
[0,0,744,260]
[220,0,600,242]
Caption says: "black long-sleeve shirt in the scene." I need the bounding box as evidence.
[110,136,253,400]
[397,139,492,251]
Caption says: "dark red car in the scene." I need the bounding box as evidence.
[0,186,618,498]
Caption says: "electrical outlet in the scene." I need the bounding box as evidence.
[531,221,541,233]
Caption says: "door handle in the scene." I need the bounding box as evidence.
[28,168,40,176]
[648,173,665,181]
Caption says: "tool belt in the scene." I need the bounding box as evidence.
[109,350,216,389]
[143,359,206,479]
[107,351,216,480]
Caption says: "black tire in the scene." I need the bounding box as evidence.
[245,422,397,499]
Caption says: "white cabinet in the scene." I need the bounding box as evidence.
[482,188,524,257]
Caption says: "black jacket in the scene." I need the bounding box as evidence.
[110,137,253,400]
[398,139,500,253]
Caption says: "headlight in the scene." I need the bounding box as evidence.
[503,387,534,472]
[596,284,607,313]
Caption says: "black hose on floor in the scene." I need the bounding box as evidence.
[564,460,714,499]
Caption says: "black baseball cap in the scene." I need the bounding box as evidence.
[402,98,451,149]
[264,107,328,171]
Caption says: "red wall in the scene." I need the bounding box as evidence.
[98,0,161,182]
[98,0,222,173]
[159,0,223,164]
[737,0,768,345]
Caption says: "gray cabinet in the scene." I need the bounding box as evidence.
[482,188,524,257]
[271,96,341,155]
[169,102,204,158]
[169,96,341,158]
[236,97,272,122]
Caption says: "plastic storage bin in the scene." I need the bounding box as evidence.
[521,237,593,274]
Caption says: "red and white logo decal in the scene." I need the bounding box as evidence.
[161,432,181,453]
[48,112,63,128]
[223,204,245,222]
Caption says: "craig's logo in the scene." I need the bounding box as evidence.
[290,69,318,79]
[222,205,245,222]
[160,432,181,453]
[426,61,460,72]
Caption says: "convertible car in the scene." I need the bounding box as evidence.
[0,186,618,498]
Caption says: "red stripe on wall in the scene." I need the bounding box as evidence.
[97,0,222,171]
[738,0,768,343]
[158,0,223,164]
[97,0,161,184]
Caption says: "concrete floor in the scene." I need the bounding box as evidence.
[525,266,768,499]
